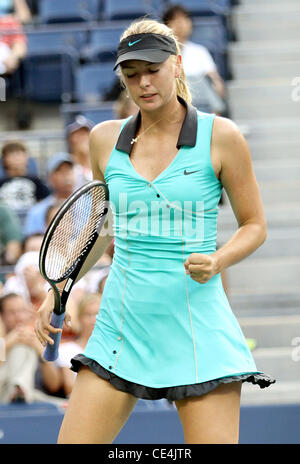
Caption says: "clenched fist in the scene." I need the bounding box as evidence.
[184,253,219,284]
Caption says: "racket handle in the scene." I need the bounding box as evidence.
[43,312,65,361]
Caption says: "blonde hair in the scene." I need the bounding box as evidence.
[119,18,192,104]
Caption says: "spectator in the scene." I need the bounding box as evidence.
[45,201,64,228]
[0,292,62,403]
[22,233,43,253]
[0,10,27,76]
[0,140,38,179]
[13,0,32,24]
[2,251,47,310]
[24,152,75,237]
[162,4,227,114]
[0,141,50,217]
[2,248,81,341]
[0,200,22,265]
[65,115,94,190]
[56,293,101,397]
[72,258,111,305]
[0,3,32,128]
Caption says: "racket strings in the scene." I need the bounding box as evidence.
[45,186,107,281]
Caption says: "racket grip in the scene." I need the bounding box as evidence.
[43,312,65,361]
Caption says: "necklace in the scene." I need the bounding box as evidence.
[130,118,162,145]
[130,113,184,145]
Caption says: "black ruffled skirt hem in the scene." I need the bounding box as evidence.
[70,354,275,402]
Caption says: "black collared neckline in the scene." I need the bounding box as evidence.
[115,96,198,155]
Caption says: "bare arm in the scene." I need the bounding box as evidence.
[185,116,267,282]
[4,40,27,73]
[212,117,267,273]
[11,40,27,60]
[207,70,225,99]
[39,359,63,393]
[14,0,32,23]
[73,122,116,282]
[35,121,118,347]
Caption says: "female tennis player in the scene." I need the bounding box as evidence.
[35,18,275,444]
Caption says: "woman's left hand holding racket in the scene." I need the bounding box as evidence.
[35,288,72,349]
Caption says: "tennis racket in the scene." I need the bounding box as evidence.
[39,180,109,361]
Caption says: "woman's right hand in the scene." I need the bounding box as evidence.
[34,290,71,347]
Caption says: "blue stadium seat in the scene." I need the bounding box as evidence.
[102,0,150,21]
[81,24,126,62]
[191,17,227,52]
[189,17,228,79]
[83,106,115,124]
[26,27,89,54]
[215,0,231,9]
[75,63,116,102]
[144,0,166,20]
[39,0,100,24]
[167,0,230,17]
[23,50,78,102]
[61,102,116,126]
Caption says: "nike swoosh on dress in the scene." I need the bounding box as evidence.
[183,169,200,175]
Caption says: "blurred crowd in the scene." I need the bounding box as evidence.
[0,1,235,404]
[0,112,114,405]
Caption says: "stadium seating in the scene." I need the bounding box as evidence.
[167,0,230,17]
[23,50,78,102]
[80,24,126,63]
[39,0,100,24]
[74,63,116,102]
[101,0,150,21]
[191,16,227,51]
[214,0,231,10]
[61,102,115,126]
[26,27,89,55]
[21,26,90,103]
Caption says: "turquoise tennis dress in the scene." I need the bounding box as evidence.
[71,97,275,401]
